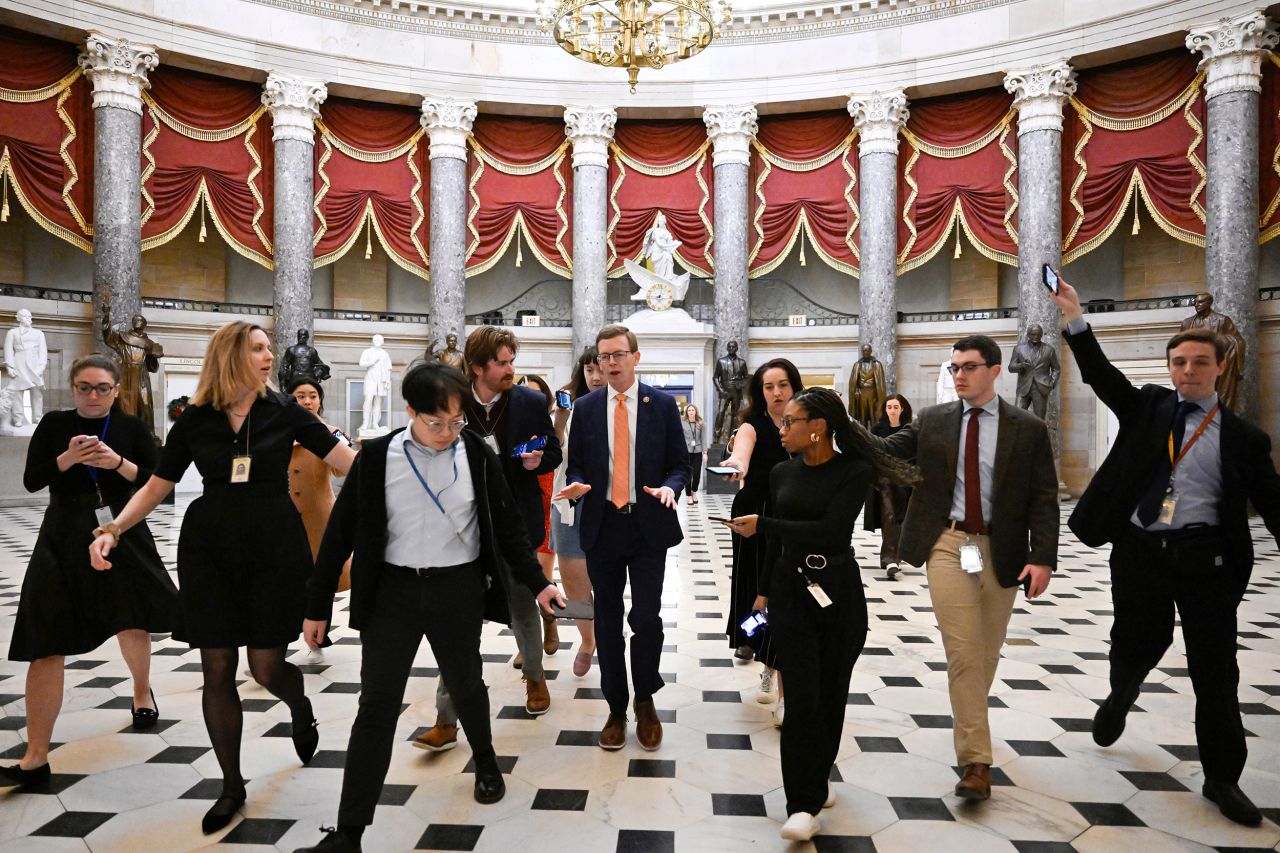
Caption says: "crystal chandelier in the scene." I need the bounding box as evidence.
[536,0,733,93]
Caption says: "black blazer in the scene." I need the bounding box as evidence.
[565,383,690,552]
[1064,323,1280,592]
[306,428,551,631]
[871,398,1060,587]
[485,384,561,545]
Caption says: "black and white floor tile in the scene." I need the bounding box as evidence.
[1,497,1279,851]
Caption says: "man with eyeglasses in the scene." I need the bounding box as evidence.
[862,334,1058,801]
[554,324,689,751]
[297,362,564,853]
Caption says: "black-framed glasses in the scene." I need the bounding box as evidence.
[594,350,634,364]
[417,414,468,434]
[73,383,117,396]
[779,416,811,429]
[946,362,989,376]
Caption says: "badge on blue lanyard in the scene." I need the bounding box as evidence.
[403,438,464,538]
[85,413,113,527]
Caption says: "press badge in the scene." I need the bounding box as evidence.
[807,582,833,608]
[483,434,500,454]
[94,505,114,528]
[959,539,983,574]
[1158,492,1178,525]
[230,455,252,483]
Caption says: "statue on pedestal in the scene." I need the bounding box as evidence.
[436,332,465,371]
[936,360,958,404]
[848,345,886,428]
[623,213,691,313]
[359,334,393,434]
[1008,323,1061,420]
[4,308,47,425]
[712,340,748,445]
[278,329,331,390]
[642,212,680,282]
[102,301,163,432]
[1179,292,1246,411]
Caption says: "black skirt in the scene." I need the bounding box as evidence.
[726,485,778,668]
[9,497,177,662]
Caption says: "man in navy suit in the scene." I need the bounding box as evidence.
[555,324,689,750]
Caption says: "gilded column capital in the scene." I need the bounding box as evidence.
[77,33,158,116]
[564,106,617,169]
[702,105,758,167]
[1187,10,1279,99]
[262,73,327,144]
[847,91,909,156]
[421,96,478,161]
[1004,61,1077,136]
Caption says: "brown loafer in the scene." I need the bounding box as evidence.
[634,698,663,751]
[412,723,458,752]
[955,762,991,800]
[542,616,560,655]
[599,713,627,750]
[524,676,550,716]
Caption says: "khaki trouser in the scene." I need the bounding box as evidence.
[926,527,1018,766]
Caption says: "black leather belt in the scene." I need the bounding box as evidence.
[1127,524,1223,546]
[608,503,637,514]
[385,560,477,578]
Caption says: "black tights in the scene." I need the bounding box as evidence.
[200,646,313,795]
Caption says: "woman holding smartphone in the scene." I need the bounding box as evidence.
[1,355,176,787]
[88,322,356,834]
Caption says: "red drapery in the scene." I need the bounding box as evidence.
[607,120,712,277]
[1261,54,1280,243]
[314,98,429,277]
[467,116,571,276]
[1062,50,1207,263]
[897,88,1017,272]
[140,66,273,266]
[749,111,858,277]
[0,26,93,251]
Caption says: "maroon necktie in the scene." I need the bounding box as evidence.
[963,408,986,534]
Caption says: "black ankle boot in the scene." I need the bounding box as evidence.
[1092,664,1143,747]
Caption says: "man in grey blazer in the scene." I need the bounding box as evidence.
[863,334,1059,801]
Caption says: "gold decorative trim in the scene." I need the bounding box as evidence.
[55,82,90,236]
[141,91,267,142]
[1132,172,1205,248]
[407,140,428,269]
[464,212,573,279]
[140,104,159,228]
[312,136,332,251]
[748,206,806,278]
[465,151,483,268]
[753,132,855,171]
[368,206,429,278]
[1063,104,1092,253]
[901,111,1013,159]
[611,139,710,176]
[957,205,1018,266]
[695,150,714,274]
[314,199,373,268]
[605,156,625,272]
[244,120,271,255]
[1075,74,1204,132]
[0,147,93,251]
[897,198,961,275]
[139,178,274,268]
[842,144,860,265]
[470,137,569,175]
[0,68,81,103]
[316,121,425,163]
[747,155,770,267]
[896,143,920,265]
[1265,53,1280,240]
[1184,79,1207,224]
[998,121,1018,248]
[553,150,571,272]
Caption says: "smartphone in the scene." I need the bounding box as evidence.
[511,435,549,456]
[1021,573,1033,597]
[1042,264,1059,294]
[740,611,767,638]
[707,516,733,524]
[551,598,595,620]
[76,435,98,446]
[706,465,738,476]
[332,427,353,448]
[555,389,573,410]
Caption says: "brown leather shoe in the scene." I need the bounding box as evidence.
[543,616,560,655]
[524,677,550,716]
[955,763,991,800]
[634,698,663,751]
[412,723,458,752]
[599,713,627,750]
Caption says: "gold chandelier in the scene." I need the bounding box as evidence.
[536,0,733,93]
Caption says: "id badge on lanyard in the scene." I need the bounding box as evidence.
[959,538,984,574]
[86,413,113,531]
[230,408,252,484]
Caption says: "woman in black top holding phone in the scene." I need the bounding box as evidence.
[725,388,913,842]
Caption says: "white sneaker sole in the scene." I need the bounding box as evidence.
[780,813,820,841]
[412,738,458,752]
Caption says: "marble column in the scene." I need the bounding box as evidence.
[1188,11,1278,417]
[703,105,757,363]
[422,96,478,342]
[564,106,616,358]
[262,73,327,362]
[848,91,908,391]
[1004,61,1076,449]
[78,33,158,326]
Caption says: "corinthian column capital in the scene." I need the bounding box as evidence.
[702,105,758,167]
[847,90,909,156]
[563,106,617,169]
[1187,11,1279,99]
[421,96,478,161]
[1004,61,1077,135]
[77,33,158,115]
[262,73,327,144]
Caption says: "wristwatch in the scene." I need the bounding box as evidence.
[92,522,122,542]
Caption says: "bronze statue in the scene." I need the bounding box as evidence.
[102,301,164,431]
[436,332,464,371]
[278,329,331,390]
[1008,323,1061,420]
[712,340,748,445]
[1179,292,1246,410]
[848,344,886,428]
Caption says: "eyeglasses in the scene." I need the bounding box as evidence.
[73,383,117,396]
[779,416,811,429]
[418,414,468,434]
[946,362,989,376]
[594,351,634,364]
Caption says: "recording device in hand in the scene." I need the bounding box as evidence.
[511,435,549,456]
[550,598,595,620]
[556,389,573,410]
[1042,264,1059,294]
[739,611,767,638]
[706,465,738,475]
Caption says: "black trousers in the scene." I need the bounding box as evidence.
[770,562,867,815]
[1109,526,1246,784]
[337,562,494,827]
[585,510,667,714]
[686,453,702,495]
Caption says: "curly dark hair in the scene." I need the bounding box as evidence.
[790,388,917,486]
[740,358,804,424]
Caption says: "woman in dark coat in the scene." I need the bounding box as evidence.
[863,393,913,579]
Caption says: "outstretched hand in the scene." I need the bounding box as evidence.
[644,485,677,510]
[553,482,591,502]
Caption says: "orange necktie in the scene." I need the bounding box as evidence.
[611,393,631,508]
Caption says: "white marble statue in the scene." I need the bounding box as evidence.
[4,309,48,425]
[359,334,393,433]
[641,212,681,282]
[936,359,959,404]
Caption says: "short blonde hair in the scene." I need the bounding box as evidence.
[190,322,269,410]
[596,324,638,352]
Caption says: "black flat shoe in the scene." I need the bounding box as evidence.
[201,789,247,834]
[0,762,51,787]
[131,689,159,731]
[293,712,320,765]
[473,760,506,804]
[1203,780,1262,827]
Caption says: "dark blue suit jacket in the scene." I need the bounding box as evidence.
[565,382,690,552]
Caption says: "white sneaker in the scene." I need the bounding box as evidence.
[824,784,836,809]
[298,648,326,666]
[772,698,785,728]
[780,812,820,841]
[757,669,775,704]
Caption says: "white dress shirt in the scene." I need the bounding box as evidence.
[949,394,1000,525]
[605,380,640,504]
[384,429,481,568]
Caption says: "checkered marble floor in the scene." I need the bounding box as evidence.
[1,497,1279,853]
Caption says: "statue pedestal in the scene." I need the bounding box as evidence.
[622,306,700,332]
[358,426,391,441]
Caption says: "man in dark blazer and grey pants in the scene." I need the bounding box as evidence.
[1052,276,1280,827]
[864,334,1059,801]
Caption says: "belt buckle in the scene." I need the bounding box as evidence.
[804,554,828,571]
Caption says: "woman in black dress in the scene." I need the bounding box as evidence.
[725,388,913,841]
[89,322,356,834]
[1,355,176,788]
[720,359,802,713]
[863,393,913,579]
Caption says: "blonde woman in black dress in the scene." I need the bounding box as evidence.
[90,322,356,834]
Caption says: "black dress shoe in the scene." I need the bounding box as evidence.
[0,762,51,787]
[201,789,247,834]
[293,713,320,765]
[293,827,363,852]
[131,689,159,731]
[1203,780,1262,827]
[473,759,506,804]
[1092,686,1141,747]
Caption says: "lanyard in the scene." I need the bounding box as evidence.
[84,413,112,496]
[403,438,459,517]
[1167,402,1218,473]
